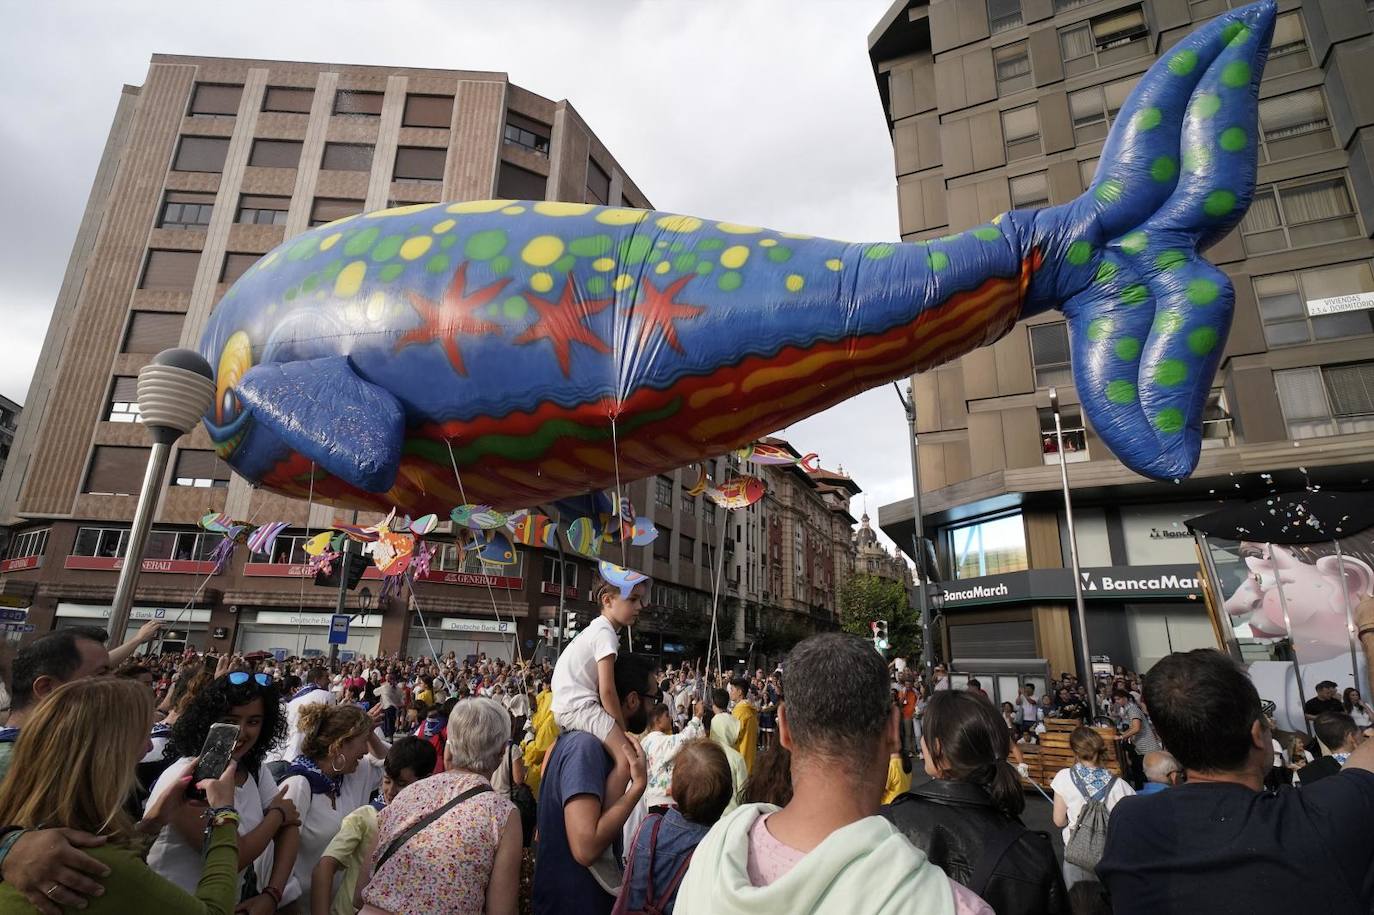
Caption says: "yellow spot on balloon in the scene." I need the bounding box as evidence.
[521,235,565,267]
[530,272,554,293]
[720,245,750,269]
[365,292,387,322]
[534,202,596,217]
[319,234,342,251]
[656,214,702,232]
[779,232,813,239]
[596,208,650,226]
[613,274,634,291]
[759,238,778,247]
[432,219,456,233]
[335,261,366,297]
[322,214,358,229]
[501,205,526,214]
[446,200,510,214]
[717,222,762,234]
[785,274,804,292]
[593,258,615,272]
[655,261,671,275]
[825,258,843,271]
[399,236,432,260]
[372,203,438,218]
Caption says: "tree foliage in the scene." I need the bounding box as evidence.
[838,574,923,661]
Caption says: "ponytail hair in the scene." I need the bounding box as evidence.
[922,690,1025,818]
[1069,725,1111,767]
[297,702,370,762]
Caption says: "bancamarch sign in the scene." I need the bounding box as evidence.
[939,565,1204,608]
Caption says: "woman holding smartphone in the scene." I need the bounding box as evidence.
[0,677,241,913]
[150,672,302,914]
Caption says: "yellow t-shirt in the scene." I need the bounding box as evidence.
[522,711,560,800]
[882,754,912,804]
[732,701,759,774]
[320,804,379,915]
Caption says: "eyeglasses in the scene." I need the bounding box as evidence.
[227,672,272,687]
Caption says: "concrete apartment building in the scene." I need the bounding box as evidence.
[870,0,1374,697]
[0,396,18,485]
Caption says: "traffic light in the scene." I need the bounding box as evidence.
[873,619,889,652]
[564,609,580,636]
[314,551,367,591]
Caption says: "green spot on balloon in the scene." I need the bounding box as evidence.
[586,276,607,294]
[553,255,576,273]
[1182,146,1211,174]
[647,250,664,264]
[1150,156,1177,183]
[695,261,714,275]
[1193,93,1221,119]
[1095,180,1124,203]
[718,270,743,291]
[370,235,404,262]
[1115,337,1141,361]
[440,234,457,249]
[283,286,298,301]
[503,296,528,320]
[973,227,1001,241]
[425,254,450,274]
[1219,127,1246,152]
[928,251,949,271]
[1154,311,1183,334]
[673,253,698,272]
[300,273,320,294]
[1187,278,1219,305]
[486,304,499,317]
[1133,107,1162,131]
[767,246,793,263]
[464,230,506,261]
[1106,381,1137,404]
[1088,317,1112,341]
[1204,190,1236,217]
[344,227,379,257]
[669,241,685,254]
[1095,261,1118,284]
[1169,50,1198,75]
[1154,359,1187,387]
[321,260,344,280]
[618,236,654,264]
[379,263,405,282]
[1067,241,1093,266]
[569,234,613,258]
[287,238,319,261]
[490,255,511,275]
[1222,22,1250,45]
[1188,326,1219,355]
[865,244,895,260]
[697,238,725,252]
[1155,250,1187,271]
[1154,408,1184,434]
[1120,231,1148,255]
[1122,284,1149,306]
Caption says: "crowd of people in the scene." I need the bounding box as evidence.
[0,583,1368,914]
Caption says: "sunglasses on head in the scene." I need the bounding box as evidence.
[228,672,272,687]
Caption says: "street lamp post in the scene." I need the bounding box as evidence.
[108,349,215,649]
[1049,386,1097,720]
[894,382,935,683]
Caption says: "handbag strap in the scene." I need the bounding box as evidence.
[375,783,491,874]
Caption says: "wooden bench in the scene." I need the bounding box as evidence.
[1020,720,1123,791]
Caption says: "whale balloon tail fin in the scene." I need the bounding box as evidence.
[1018,0,1275,481]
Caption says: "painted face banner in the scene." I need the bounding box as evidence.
[198,4,1277,516]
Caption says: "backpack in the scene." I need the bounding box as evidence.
[611,813,695,915]
[503,742,537,848]
[1064,768,1115,871]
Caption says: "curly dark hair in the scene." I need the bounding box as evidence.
[166,675,286,776]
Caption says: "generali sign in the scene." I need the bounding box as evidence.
[940,564,1203,607]
[64,556,217,575]
[243,563,521,589]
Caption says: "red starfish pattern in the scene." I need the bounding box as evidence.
[630,274,704,355]
[511,276,613,376]
[395,262,508,375]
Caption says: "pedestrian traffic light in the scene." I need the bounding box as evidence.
[875,619,889,652]
[313,551,367,591]
[564,610,579,634]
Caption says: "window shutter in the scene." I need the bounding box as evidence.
[140,251,202,290]
[249,139,303,168]
[334,90,384,115]
[85,446,151,496]
[165,191,215,206]
[585,160,611,205]
[190,84,242,116]
[1259,89,1327,140]
[221,253,259,284]
[174,449,227,480]
[238,194,289,212]
[321,143,374,171]
[123,312,185,353]
[174,136,230,173]
[1324,363,1374,418]
[506,111,551,139]
[262,87,314,113]
[1274,367,1330,422]
[393,146,447,181]
[402,94,454,128]
[1029,322,1070,366]
[497,163,547,201]
[311,198,365,224]
[110,376,139,403]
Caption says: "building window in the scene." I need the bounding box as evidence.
[4,529,49,562]
[1266,11,1311,75]
[948,513,1029,579]
[1078,157,1100,190]
[1029,321,1071,387]
[655,476,672,509]
[309,197,364,227]
[585,160,611,206]
[1040,405,1088,463]
[680,534,695,562]
[1002,104,1041,162]
[334,90,384,116]
[1255,261,1374,347]
[1275,362,1374,438]
[497,162,547,200]
[681,491,696,516]
[172,449,231,488]
[106,376,141,423]
[84,446,151,496]
[188,83,241,117]
[541,556,578,589]
[402,94,453,128]
[654,526,672,562]
[1059,5,1149,76]
[704,501,717,524]
[73,527,129,558]
[236,194,290,226]
[262,86,314,113]
[248,139,303,169]
[1068,75,1139,144]
[220,253,258,285]
[1053,0,1095,11]
[1202,389,1234,449]
[1240,175,1359,255]
[320,142,374,172]
[994,43,1032,95]
[987,0,1023,34]
[504,113,551,156]
[393,146,446,182]
[158,192,214,229]
[172,136,229,173]
[1009,171,1049,209]
[122,311,185,354]
[143,530,215,562]
[1258,88,1333,163]
[140,250,201,291]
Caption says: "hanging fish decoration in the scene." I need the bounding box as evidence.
[410,513,440,536]
[307,548,340,577]
[410,541,436,579]
[735,442,820,472]
[332,521,380,543]
[199,512,249,543]
[509,512,558,549]
[629,517,658,547]
[478,530,518,565]
[302,531,335,557]
[450,504,509,531]
[245,521,290,557]
[597,560,651,599]
[367,528,416,576]
[566,517,603,558]
[705,475,767,510]
[686,466,709,498]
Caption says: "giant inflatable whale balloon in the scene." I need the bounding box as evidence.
[200,2,1276,515]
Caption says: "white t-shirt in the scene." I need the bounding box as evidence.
[145,760,302,904]
[269,687,337,763]
[1049,765,1135,845]
[280,755,383,906]
[551,616,621,715]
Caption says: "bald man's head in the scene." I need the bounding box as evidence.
[1143,750,1183,786]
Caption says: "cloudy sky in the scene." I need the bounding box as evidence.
[0,0,915,549]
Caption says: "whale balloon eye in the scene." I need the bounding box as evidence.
[215,331,253,425]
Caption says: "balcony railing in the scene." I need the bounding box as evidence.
[1042,427,1089,464]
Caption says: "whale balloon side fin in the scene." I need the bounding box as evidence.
[235,356,405,493]
[1044,1,1275,481]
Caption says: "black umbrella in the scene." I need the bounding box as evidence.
[1185,490,1374,544]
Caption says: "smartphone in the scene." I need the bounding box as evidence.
[186,722,240,800]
